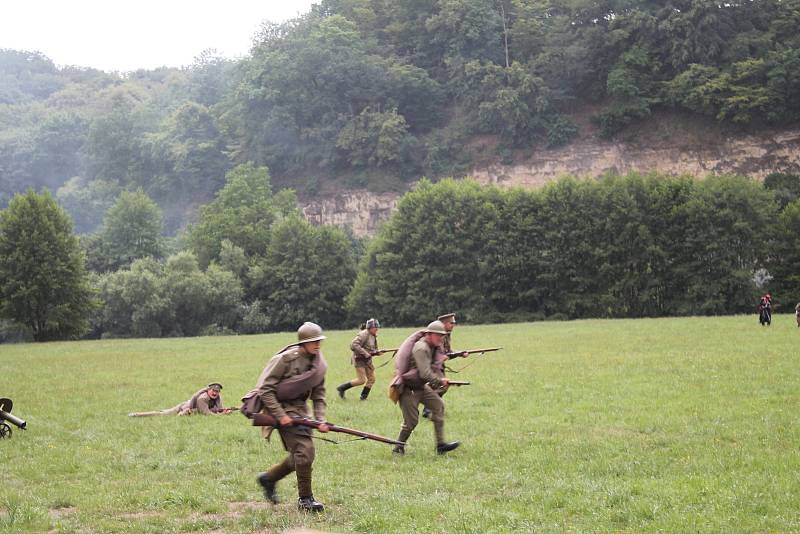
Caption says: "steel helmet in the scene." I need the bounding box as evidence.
[424,320,447,335]
[297,322,326,343]
[365,318,380,329]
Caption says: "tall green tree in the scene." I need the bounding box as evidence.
[763,172,800,210]
[768,197,800,306]
[188,163,297,267]
[92,189,164,272]
[347,178,501,324]
[668,175,776,314]
[144,102,231,201]
[250,215,357,330]
[0,190,95,340]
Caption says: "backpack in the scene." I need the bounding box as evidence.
[239,389,263,419]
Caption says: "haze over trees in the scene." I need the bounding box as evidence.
[2,1,800,340]
[4,1,800,223]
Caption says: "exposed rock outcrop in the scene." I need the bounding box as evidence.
[302,191,399,237]
[302,129,800,236]
[471,129,800,187]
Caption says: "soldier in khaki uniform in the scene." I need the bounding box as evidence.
[422,313,467,419]
[256,322,329,512]
[128,383,231,417]
[336,318,380,400]
[393,321,460,455]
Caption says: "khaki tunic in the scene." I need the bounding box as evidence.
[257,345,326,421]
[186,391,225,415]
[405,338,445,389]
[350,329,378,369]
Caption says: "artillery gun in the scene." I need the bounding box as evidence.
[0,398,26,438]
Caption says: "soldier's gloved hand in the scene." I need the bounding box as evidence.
[278,415,293,427]
[317,422,330,433]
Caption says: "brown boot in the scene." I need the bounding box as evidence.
[298,496,324,512]
[393,430,411,455]
[257,473,279,504]
[336,382,353,399]
[436,441,460,455]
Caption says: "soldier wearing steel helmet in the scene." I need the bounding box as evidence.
[336,318,380,400]
[422,312,467,419]
[255,322,330,512]
[393,320,460,455]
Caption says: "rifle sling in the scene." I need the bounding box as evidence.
[311,435,369,445]
[375,351,397,368]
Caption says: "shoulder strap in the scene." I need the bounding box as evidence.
[275,351,328,400]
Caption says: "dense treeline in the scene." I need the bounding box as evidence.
[2,172,800,341]
[3,1,800,232]
[4,1,800,340]
[349,173,798,324]
[0,164,360,341]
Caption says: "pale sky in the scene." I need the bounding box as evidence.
[0,1,318,72]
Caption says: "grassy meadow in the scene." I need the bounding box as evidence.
[1,315,799,533]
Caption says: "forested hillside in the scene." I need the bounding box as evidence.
[3,0,800,233]
[3,0,800,342]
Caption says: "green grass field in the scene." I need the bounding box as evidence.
[1,315,799,533]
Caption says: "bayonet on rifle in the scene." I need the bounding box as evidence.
[446,347,502,359]
[446,380,471,386]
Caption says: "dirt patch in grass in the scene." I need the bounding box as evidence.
[228,501,275,513]
[49,506,78,519]
[188,501,276,522]
[117,510,165,520]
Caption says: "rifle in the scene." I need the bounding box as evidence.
[446,347,502,359]
[370,348,399,356]
[445,347,503,373]
[251,413,404,446]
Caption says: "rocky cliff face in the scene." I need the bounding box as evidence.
[471,129,800,187]
[302,191,400,237]
[301,128,800,236]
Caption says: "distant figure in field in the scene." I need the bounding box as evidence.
[336,318,380,401]
[758,293,772,326]
[128,383,232,417]
[795,302,800,327]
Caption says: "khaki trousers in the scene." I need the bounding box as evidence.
[266,426,316,498]
[399,384,445,443]
[350,364,376,388]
